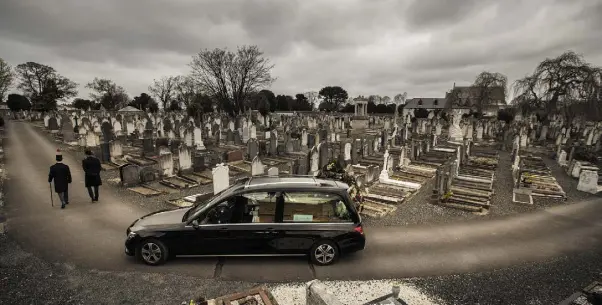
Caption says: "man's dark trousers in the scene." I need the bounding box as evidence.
[58,188,69,206]
[87,185,99,201]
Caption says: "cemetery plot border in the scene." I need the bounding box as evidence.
[516,154,567,200]
[127,185,163,197]
[159,176,199,189]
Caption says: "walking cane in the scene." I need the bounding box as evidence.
[49,182,54,207]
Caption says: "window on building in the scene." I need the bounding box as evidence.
[417,99,423,106]
[433,99,438,106]
[281,192,352,223]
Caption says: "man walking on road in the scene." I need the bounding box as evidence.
[48,149,72,209]
[82,148,102,202]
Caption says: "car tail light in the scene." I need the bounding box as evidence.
[354,225,364,235]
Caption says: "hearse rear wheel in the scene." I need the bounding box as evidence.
[310,240,339,266]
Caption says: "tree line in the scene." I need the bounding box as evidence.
[0,46,406,116]
[0,49,599,123]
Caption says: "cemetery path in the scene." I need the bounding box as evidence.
[3,122,220,278]
[4,121,602,282]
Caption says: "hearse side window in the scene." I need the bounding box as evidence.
[205,192,279,224]
[281,192,352,223]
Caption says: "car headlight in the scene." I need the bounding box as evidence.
[127,232,137,240]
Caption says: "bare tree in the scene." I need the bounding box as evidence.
[189,45,275,116]
[513,51,602,121]
[382,95,391,104]
[305,91,319,109]
[0,58,13,103]
[173,75,199,109]
[394,92,407,105]
[472,71,508,113]
[149,76,178,110]
[85,78,129,110]
[368,95,381,104]
[15,62,77,111]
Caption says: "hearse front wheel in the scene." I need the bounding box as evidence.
[136,238,169,266]
[310,240,339,266]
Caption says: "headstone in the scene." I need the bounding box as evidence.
[344,143,352,162]
[251,155,264,176]
[193,127,205,150]
[310,147,319,176]
[109,140,123,161]
[267,167,278,176]
[119,164,141,186]
[178,146,192,173]
[158,152,174,177]
[101,122,114,142]
[61,120,76,143]
[577,170,599,194]
[48,117,59,131]
[139,167,158,183]
[212,164,230,194]
[99,142,111,162]
[247,139,259,161]
[142,134,154,155]
[558,150,568,166]
[226,129,234,144]
[269,136,278,155]
[234,130,242,145]
[318,142,329,168]
[225,150,244,163]
[351,140,359,165]
[192,154,206,172]
[308,134,316,148]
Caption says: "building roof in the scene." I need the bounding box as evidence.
[118,105,143,112]
[446,85,506,108]
[404,98,447,109]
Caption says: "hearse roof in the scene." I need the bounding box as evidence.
[239,176,349,191]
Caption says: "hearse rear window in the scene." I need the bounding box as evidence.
[281,192,352,223]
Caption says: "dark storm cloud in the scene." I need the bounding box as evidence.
[403,0,495,30]
[0,0,601,99]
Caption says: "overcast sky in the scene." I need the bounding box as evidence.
[1,0,601,102]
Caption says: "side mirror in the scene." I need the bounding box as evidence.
[191,218,200,229]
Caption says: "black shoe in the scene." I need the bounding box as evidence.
[61,205,65,209]
[65,202,69,205]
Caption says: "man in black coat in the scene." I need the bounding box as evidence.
[82,148,102,202]
[48,149,72,209]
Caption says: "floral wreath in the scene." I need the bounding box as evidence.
[318,160,365,211]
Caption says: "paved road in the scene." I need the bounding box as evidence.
[5,121,602,282]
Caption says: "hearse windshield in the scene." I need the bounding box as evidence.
[184,184,240,221]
